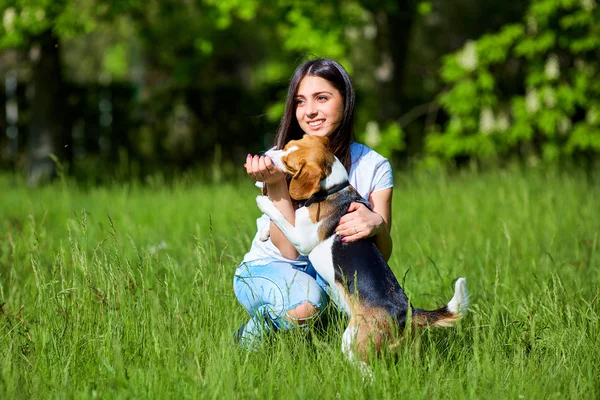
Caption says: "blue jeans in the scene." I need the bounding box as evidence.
[233,259,330,347]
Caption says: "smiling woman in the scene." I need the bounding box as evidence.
[235,58,394,349]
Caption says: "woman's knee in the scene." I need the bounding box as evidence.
[286,301,320,325]
[234,261,328,323]
[233,274,284,316]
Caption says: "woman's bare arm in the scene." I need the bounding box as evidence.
[245,154,299,260]
[336,187,394,261]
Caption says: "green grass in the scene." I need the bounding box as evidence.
[1,168,599,399]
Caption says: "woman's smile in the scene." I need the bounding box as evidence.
[307,119,325,128]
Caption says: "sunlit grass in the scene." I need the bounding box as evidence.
[0,169,598,399]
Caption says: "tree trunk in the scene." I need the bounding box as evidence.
[372,1,418,122]
[28,30,68,186]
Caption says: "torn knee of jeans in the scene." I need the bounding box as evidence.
[286,301,320,325]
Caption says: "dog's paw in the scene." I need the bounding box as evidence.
[258,225,270,242]
[255,195,274,214]
[358,361,375,384]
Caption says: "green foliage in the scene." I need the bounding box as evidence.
[358,120,405,159]
[0,1,129,48]
[430,0,600,163]
[103,42,129,78]
[417,1,433,16]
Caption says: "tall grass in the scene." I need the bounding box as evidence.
[0,169,598,399]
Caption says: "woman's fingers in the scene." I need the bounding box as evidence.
[251,155,261,171]
[336,221,361,236]
[336,203,379,241]
[338,202,365,225]
[341,232,364,243]
[258,156,266,172]
[245,154,281,182]
[264,156,277,174]
[338,213,352,225]
[338,223,368,242]
[246,155,260,180]
[346,202,362,213]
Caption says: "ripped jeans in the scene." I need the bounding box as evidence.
[233,259,330,347]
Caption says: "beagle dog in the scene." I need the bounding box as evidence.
[255,134,469,363]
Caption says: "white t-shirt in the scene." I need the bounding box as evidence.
[242,142,393,265]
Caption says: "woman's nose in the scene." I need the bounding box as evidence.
[305,101,318,117]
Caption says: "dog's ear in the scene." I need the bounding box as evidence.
[288,161,322,200]
[303,134,329,148]
[310,134,329,147]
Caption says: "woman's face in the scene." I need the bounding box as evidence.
[295,75,344,138]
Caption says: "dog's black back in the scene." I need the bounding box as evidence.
[319,187,411,326]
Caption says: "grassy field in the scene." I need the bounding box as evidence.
[0,168,599,399]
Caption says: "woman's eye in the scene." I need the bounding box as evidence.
[317,96,327,101]
[295,99,305,105]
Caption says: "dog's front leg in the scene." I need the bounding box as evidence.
[255,196,307,253]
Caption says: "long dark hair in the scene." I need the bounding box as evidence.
[273,58,355,172]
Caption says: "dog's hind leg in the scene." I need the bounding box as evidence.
[341,325,359,362]
[341,324,374,381]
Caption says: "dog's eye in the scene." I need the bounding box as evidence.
[281,158,295,172]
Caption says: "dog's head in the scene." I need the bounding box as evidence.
[266,134,337,201]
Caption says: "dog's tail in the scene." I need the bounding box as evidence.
[411,278,469,328]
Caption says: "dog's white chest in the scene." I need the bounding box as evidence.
[307,236,335,283]
[308,236,351,315]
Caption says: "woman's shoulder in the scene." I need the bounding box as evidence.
[350,142,388,165]
[348,141,394,196]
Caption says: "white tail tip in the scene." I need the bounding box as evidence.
[447,278,469,317]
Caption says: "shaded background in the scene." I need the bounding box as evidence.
[0,0,598,185]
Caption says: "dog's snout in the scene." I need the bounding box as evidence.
[265,149,285,170]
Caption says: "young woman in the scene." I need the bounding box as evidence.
[234,58,394,347]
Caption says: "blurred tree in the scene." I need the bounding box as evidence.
[0,0,138,184]
[122,0,368,167]
[399,0,530,161]
[360,0,418,121]
[1,0,561,180]
[427,0,600,168]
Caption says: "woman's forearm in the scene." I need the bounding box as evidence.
[266,180,300,260]
[375,223,393,262]
[369,188,394,262]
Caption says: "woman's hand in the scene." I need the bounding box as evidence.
[244,154,286,184]
[335,202,386,243]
